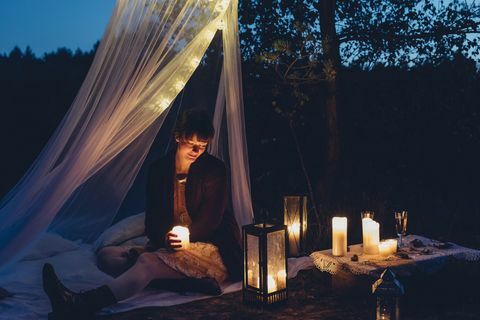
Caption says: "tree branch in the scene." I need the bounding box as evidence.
[339,26,480,43]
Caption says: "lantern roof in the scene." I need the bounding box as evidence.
[372,268,405,296]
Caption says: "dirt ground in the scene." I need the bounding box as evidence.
[98,263,480,320]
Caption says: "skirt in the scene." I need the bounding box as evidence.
[154,242,228,283]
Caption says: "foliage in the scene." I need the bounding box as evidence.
[239,0,321,59]
[259,30,322,126]
[2,1,480,247]
[337,0,480,67]
[239,0,480,67]
[257,28,324,238]
[0,46,95,197]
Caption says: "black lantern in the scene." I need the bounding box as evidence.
[283,195,308,257]
[372,268,405,320]
[243,223,288,305]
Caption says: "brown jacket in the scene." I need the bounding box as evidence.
[145,150,243,281]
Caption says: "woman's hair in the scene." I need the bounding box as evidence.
[174,109,215,141]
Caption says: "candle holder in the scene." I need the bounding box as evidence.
[243,223,288,306]
[372,268,404,320]
[283,195,308,257]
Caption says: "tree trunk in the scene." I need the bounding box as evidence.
[317,0,341,209]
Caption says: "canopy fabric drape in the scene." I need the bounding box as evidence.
[0,0,253,272]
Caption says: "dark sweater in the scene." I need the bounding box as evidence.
[145,150,243,281]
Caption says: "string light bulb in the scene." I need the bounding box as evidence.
[149,98,170,113]
[190,56,201,69]
[214,0,229,12]
[217,19,226,30]
[174,80,186,91]
[204,29,216,40]
[158,99,170,110]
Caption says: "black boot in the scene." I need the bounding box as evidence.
[42,263,117,320]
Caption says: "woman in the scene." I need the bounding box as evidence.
[43,109,243,320]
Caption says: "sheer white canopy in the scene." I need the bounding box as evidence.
[0,0,253,272]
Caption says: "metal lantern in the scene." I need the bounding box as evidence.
[372,268,405,320]
[243,223,288,305]
[283,195,308,257]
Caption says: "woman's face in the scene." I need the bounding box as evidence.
[176,134,208,164]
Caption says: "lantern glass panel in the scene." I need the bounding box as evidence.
[267,230,287,293]
[246,233,260,288]
[284,196,308,256]
[376,296,400,320]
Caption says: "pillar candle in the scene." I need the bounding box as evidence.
[171,226,190,250]
[276,269,287,290]
[385,239,398,254]
[362,218,380,255]
[267,274,277,293]
[247,269,260,288]
[332,217,348,256]
[379,241,391,257]
[287,221,301,256]
[247,269,253,285]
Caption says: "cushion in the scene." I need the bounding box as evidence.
[93,212,147,252]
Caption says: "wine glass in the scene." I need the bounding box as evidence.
[394,211,408,247]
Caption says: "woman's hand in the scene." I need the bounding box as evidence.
[164,231,182,251]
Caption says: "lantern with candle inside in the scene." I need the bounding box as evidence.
[372,268,404,320]
[284,195,308,257]
[171,226,190,250]
[243,223,288,306]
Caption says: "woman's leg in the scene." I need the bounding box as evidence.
[106,252,184,301]
[96,246,138,277]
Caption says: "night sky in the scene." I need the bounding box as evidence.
[0,0,116,56]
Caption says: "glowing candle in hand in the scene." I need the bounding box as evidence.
[171,226,190,250]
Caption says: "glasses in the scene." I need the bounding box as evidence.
[179,139,208,151]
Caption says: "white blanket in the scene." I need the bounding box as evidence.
[0,233,314,319]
